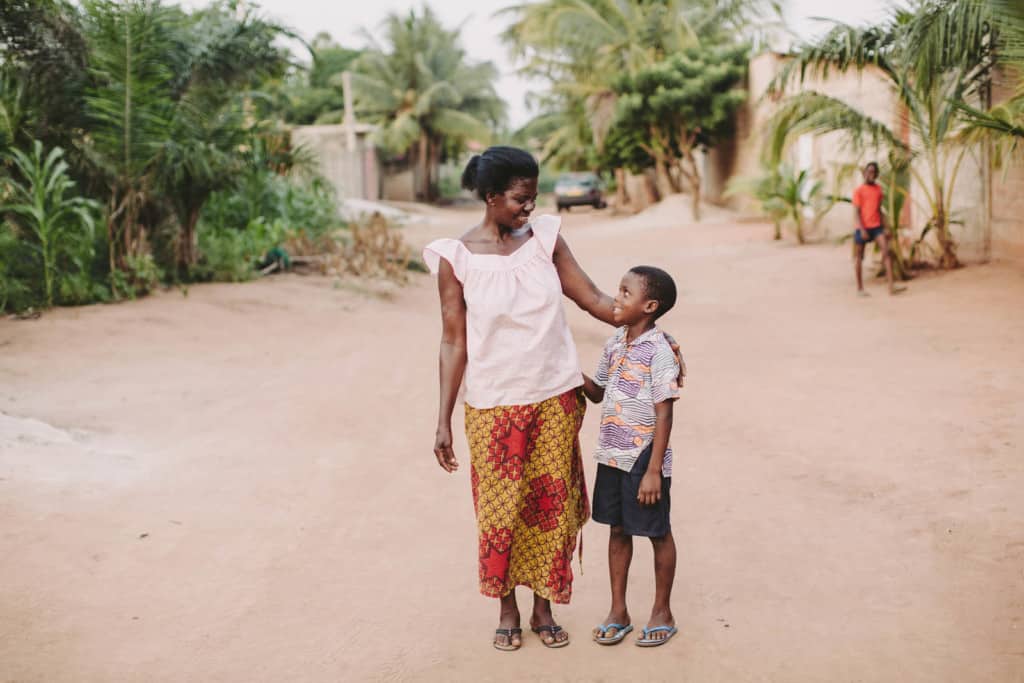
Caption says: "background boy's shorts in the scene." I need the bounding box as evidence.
[854,226,884,245]
[592,444,671,538]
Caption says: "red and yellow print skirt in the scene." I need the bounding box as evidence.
[465,388,589,604]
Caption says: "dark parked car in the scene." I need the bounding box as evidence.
[554,173,606,211]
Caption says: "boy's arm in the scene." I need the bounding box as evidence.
[583,340,612,404]
[581,373,605,404]
[852,189,867,238]
[638,400,673,506]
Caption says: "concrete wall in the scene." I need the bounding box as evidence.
[989,71,1024,263]
[290,124,379,201]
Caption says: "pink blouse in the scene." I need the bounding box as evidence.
[423,214,583,409]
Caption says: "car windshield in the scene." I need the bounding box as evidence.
[556,174,598,189]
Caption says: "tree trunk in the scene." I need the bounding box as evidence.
[179,206,201,271]
[934,206,960,268]
[680,150,701,222]
[614,167,629,210]
[428,137,442,202]
[773,221,782,240]
[654,158,675,198]
[416,134,429,202]
[690,174,701,222]
[794,211,806,244]
[643,171,659,206]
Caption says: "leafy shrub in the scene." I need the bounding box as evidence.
[0,141,102,311]
[192,217,289,282]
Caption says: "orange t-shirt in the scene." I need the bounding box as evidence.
[852,183,883,228]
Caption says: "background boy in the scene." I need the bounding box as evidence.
[852,161,905,296]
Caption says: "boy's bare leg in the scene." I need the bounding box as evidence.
[495,591,521,648]
[854,241,867,294]
[593,525,632,639]
[531,594,569,645]
[644,530,677,642]
[878,234,906,294]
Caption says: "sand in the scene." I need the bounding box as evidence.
[1,200,1022,682]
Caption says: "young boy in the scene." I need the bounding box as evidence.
[852,161,905,296]
[581,265,682,648]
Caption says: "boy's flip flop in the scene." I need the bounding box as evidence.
[493,627,522,652]
[531,624,570,648]
[593,623,633,645]
[635,625,678,647]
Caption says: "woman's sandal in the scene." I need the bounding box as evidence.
[493,627,522,652]
[531,624,570,648]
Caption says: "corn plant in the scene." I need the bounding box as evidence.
[0,140,99,307]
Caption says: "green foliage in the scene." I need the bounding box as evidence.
[502,0,775,175]
[192,169,341,282]
[0,141,101,309]
[0,0,90,157]
[254,32,360,125]
[352,6,506,200]
[604,44,748,218]
[79,0,294,275]
[193,217,289,282]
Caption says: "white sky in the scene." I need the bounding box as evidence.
[182,0,898,127]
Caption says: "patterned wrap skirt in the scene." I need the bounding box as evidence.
[465,388,589,604]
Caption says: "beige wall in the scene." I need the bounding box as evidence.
[290,124,380,201]
[989,71,1024,262]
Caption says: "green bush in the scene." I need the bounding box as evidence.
[0,141,103,312]
[191,170,342,282]
[192,217,289,283]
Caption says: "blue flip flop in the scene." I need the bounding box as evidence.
[594,623,633,645]
[635,625,678,647]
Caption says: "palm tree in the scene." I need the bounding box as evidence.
[351,6,506,202]
[953,0,1024,153]
[500,0,704,171]
[81,0,177,274]
[81,0,293,275]
[768,3,1002,268]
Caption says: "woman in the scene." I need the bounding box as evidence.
[424,146,618,651]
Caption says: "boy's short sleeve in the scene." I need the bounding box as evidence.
[852,186,863,207]
[593,340,612,388]
[650,337,681,404]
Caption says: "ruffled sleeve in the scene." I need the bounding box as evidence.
[423,238,469,283]
[530,214,562,258]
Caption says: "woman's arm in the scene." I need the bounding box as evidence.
[434,259,467,473]
[552,235,616,325]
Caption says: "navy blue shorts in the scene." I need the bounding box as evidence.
[592,445,671,538]
[854,226,884,245]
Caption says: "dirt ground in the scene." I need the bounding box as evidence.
[2,200,1023,682]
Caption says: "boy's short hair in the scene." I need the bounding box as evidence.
[865,161,879,172]
[629,266,677,320]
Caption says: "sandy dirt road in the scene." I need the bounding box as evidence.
[2,202,1023,682]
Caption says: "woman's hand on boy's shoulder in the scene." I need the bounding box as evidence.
[660,331,686,388]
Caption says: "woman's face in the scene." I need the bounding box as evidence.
[488,177,538,230]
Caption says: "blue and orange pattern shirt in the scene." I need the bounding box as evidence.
[593,326,681,477]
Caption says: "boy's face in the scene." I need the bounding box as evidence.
[613,272,658,325]
[489,177,538,230]
[863,165,878,184]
